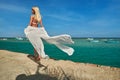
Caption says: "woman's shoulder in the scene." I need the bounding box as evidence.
[31,15,35,18]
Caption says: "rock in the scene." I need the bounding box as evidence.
[0,50,120,80]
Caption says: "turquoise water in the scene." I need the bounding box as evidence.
[0,38,120,68]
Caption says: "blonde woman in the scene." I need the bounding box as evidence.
[24,7,74,61]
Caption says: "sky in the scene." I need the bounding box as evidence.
[0,0,120,37]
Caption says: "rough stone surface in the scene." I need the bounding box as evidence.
[0,50,120,80]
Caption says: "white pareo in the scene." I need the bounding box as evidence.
[24,26,74,58]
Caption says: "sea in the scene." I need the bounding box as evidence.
[0,37,120,68]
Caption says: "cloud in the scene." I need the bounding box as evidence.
[45,11,85,22]
[87,19,111,27]
[0,18,3,22]
[46,14,70,21]
[0,3,29,13]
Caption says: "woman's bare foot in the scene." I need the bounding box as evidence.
[35,56,41,61]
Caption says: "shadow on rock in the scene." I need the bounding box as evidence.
[16,62,57,80]
[16,73,57,80]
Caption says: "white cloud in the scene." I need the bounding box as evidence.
[87,19,111,27]
[0,18,3,22]
[45,11,85,22]
[46,14,71,21]
[0,3,29,13]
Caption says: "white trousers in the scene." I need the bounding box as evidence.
[24,26,74,58]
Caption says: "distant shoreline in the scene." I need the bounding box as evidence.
[0,37,120,39]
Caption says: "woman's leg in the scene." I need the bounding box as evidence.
[34,48,41,61]
[26,29,48,59]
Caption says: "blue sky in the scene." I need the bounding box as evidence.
[0,0,120,37]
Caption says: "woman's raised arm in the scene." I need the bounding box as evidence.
[29,16,33,26]
[39,19,44,27]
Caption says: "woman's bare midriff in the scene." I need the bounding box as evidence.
[31,24,38,27]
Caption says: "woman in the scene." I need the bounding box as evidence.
[28,7,43,61]
[24,7,74,61]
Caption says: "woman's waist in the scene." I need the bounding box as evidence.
[25,26,46,33]
[27,26,44,29]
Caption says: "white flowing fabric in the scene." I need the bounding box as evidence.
[24,26,74,58]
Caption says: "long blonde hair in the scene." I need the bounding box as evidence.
[32,7,42,23]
